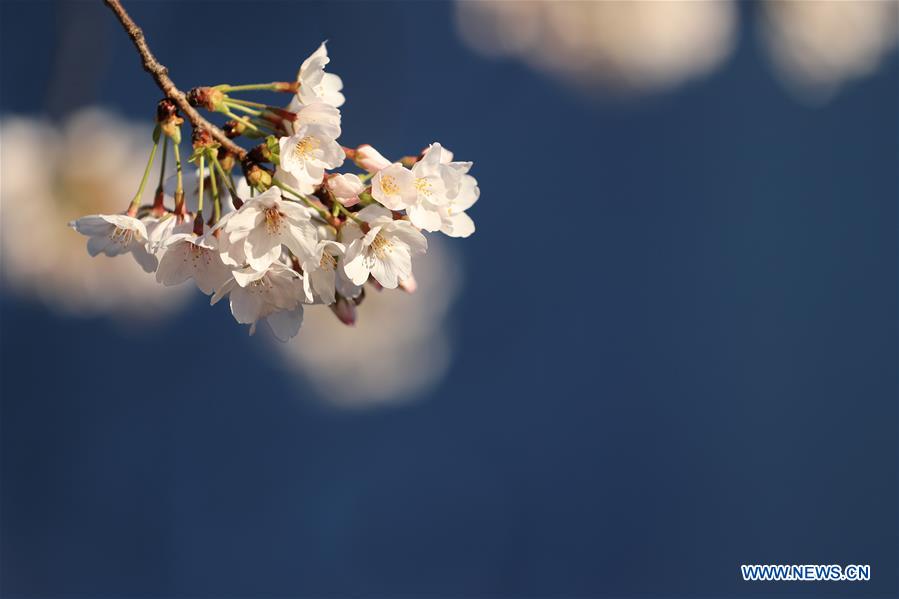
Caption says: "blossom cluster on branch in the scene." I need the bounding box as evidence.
[70,43,479,341]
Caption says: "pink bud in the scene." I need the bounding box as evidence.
[399,275,418,294]
[325,173,364,207]
[354,144,392,173]
[330,297,357,326]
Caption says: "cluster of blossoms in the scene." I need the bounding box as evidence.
[70,43,479,341]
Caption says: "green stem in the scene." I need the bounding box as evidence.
[335,202,363,224]
[273,177,331,222]
[173,140,183,194]
[211,155,239,201]
[156,135,168,191]
[208,155,221,224]
[224,97,271,109]
[215,83,285,93]
[224,100,263,117]
[222,108,275,135]
[129,126,161,211]
[197,154,205,214]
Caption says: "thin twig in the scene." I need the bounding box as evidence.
[103,0,247,159]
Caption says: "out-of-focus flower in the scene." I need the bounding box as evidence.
[454,0,738,95]
[0,109,190,319]
[759,0,899,101]
[275,235,461,407]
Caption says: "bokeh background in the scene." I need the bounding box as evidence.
[1,1,897,597]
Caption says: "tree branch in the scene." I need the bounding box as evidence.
[103,0,247,159]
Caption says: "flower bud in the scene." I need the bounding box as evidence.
[187,86,226,112]
[242,160,272,191]
[156,98,184,142]
[325,173,364,207]
[399,274,418,294]
[192,127,215,150]
[222,120,245,139]
[217,147,236,172]
[353,144,392,173]
[248,143,274,165]
[330,296,357,326]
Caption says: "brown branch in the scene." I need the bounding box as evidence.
[103,0,247,159]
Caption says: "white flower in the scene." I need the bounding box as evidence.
[354,144,393,173]
[144,213,185,254]
[211,262,306,341]
[294,42,345,109]
[217,187,318,272]
[325,173,365,207]
[437,171,479,238]
[370,143,463,232]
[156,230,231,295]
[371,163,415,210]
[277,124,345,193]
[69,214,157,273]
[424,144,480,238]
[300,240,345,304]
[291,102,341,138]
[342,205,427,289]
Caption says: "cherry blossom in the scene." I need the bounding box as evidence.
[212,262,306,341]
[156,230,231,295]
[67,26,479,343]
[69,214,157,273]
[218,187,318,272]
[342,205,427,289]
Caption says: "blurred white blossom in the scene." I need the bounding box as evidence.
[454,0,738,95]
[275,236,461,408]
[759,0,899,102]
[0,109,190,319]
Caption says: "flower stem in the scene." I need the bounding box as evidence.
[156,135,168,192]
[272,177,332,222]
[173,140,183,194]
[211,155,241,208]
[335,202,363,224]
[222,108,279,135]
[215,83,288,93]
[208,155,221,224]
[224,100,263,117]
[197,154,205,215]
[129,125,160,213]
[224,97,271,109]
